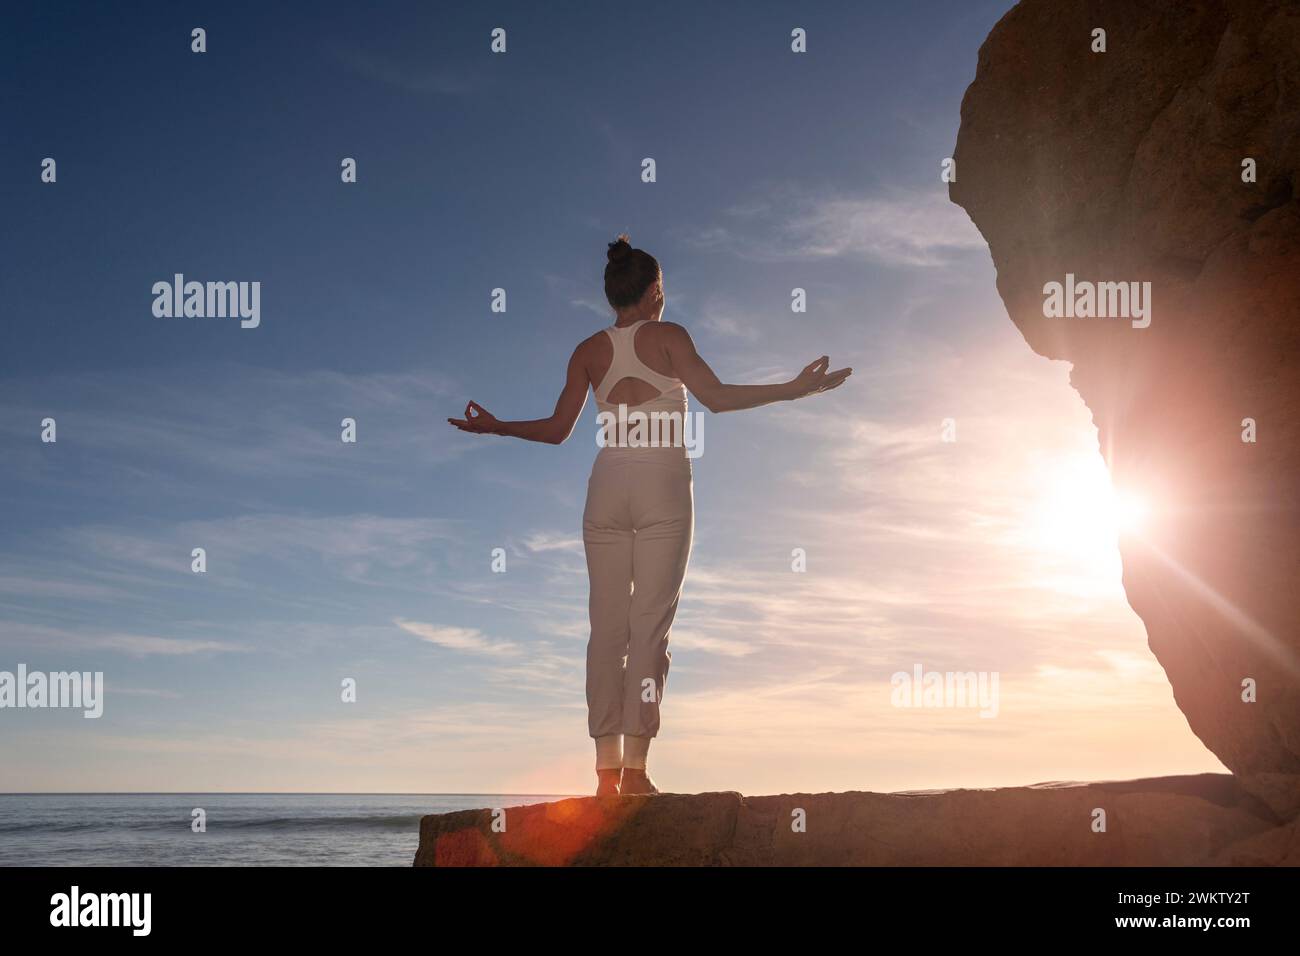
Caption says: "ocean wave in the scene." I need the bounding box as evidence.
[0,813,423,835]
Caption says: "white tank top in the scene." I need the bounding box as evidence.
[593,320,687,416]
[592,320,690,455]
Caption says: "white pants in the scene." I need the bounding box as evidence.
[583,448,694,739]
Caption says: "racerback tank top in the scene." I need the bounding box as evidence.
[593,320,687,415]
[592,320,689,453]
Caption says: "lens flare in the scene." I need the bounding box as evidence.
[1111,490,1149,535]
[1025,453,1152,588]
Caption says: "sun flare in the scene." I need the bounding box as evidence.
[1027,453,1149,576]
[1111,490,1149,536]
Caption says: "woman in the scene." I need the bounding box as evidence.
[448,235,851,796]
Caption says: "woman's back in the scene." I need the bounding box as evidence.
[586,319,688,453]
[590,319,685,409]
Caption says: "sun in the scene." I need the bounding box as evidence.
[1027,453,1150,574]
[1110,489,1149,536]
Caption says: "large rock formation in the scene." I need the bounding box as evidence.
[949,0,1300,815]
[414,775,1296,866]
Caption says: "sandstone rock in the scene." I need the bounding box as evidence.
[949,0,1300,815]
[414,775,1292,866]
[414,791,740,867]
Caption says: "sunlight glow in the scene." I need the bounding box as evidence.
[1026,453,1149,582]
[1111,490,1149,536]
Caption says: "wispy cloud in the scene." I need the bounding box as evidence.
[542,273,613,320]
[685,186,985,267]
[695,297,763,342]
[668,629,757,658]
[0,576,120,601]
[63,513,460,586]
[330,47,473,96]
[522,531,583,554]
[0,365,466,506]
[99,634,245,656]
[0,621,245,657]
[394,618,521,657]
[107,686,185,700]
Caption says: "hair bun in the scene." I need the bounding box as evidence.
[607,234,633,264]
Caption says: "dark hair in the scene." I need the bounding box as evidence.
[603,233,661,309]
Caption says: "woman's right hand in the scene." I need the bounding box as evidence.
[789,356,852,400]
[447,401,501,435]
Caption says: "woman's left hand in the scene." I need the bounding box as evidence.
[447,401,500,434]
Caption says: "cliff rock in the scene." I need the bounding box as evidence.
[949,0,1300,814]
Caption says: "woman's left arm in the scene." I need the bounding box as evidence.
[448,345,589,445]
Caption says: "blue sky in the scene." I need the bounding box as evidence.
[0,0,1223,793]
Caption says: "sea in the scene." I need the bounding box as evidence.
[0,793,573,866]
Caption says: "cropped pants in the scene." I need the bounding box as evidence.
[583,448,694,739]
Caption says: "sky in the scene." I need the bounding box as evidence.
[0,0,1225,794]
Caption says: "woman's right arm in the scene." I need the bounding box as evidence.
[447,344,589,444]
[662,322,852,413]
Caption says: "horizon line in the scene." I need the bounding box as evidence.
[0,791,581,797]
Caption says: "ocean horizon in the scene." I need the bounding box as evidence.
[0,793,576,866]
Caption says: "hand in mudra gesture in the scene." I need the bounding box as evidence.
[447,401,500,435]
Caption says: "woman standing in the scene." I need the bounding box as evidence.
[449,235,851,795]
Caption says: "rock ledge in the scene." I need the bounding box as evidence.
[414,774,1296,866]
